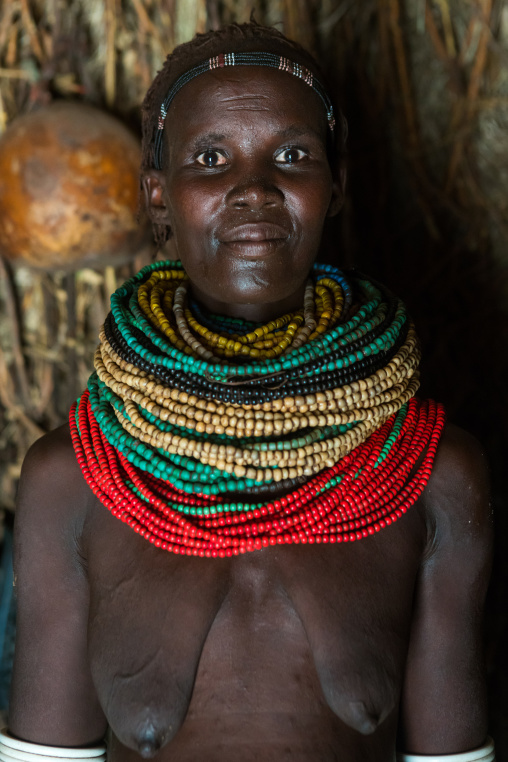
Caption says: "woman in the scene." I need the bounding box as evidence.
[5,22,493,762]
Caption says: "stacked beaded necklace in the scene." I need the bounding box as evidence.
[70,260,445,557]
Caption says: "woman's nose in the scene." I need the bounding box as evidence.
[225,173,284,211]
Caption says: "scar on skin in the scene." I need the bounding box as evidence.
[218,92,272,112]
[226,105,271,111]
[220,93,271,102]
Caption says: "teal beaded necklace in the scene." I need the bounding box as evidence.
[109,260,399,381]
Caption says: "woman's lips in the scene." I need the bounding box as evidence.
[219,223,289,256]
[220,222,289,242]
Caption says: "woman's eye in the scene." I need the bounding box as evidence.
[195,150,227,167]
[275,148,307,164]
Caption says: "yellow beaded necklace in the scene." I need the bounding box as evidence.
[137,269,346,362]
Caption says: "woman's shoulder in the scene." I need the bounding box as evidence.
[20,422,86,495]
[16,423,92,541]
[23,421,77,466]
[421,420,492,559]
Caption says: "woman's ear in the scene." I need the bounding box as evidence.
[141,170,171,224]
[327,166,347,218]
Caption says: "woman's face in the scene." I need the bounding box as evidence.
[144,66,343,320]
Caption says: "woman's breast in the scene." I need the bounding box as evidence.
[85,504,423,759]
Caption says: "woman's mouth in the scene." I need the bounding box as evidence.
[219,222,289,256]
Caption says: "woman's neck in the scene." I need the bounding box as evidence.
[188,282,308,322]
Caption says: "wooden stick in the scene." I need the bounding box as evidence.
[445,0,492,192]
[381,0,443,238]
[388,0,419,150]
[131,0,163,42]
[0,1,17,56]
[63,272,79,413]
[105,0,117,108]
[5,18,18,67]
[425,1,449,63]
[283,0,314,53]
[176,0,206,45]
[19,0,44,63]
[434,0,456,57]
[0,350,45,441]
[425,1,463,111]
[207,0,221,31]
[0,257,33,412]
[0,88,6,134]
[458,14,477,66]
[0,68,32,79]
[26,275,54,422]
[466,0,492,105]
[33,358,54,421]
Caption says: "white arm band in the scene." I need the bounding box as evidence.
[397,737,495,762]
[0,730,106,762]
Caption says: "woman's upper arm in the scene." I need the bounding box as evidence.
[399,424,493,754]
[9,427,107,745]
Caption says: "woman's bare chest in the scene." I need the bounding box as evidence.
[84,503,424,757]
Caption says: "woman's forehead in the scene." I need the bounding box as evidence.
[165,67,328,141]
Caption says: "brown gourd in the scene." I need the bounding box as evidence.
[0,101,150,270]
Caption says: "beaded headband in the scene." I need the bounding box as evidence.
[153,51,337,170]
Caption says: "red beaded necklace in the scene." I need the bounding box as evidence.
[70,393,445,557]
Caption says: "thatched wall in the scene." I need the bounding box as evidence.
[1,0,507,745]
